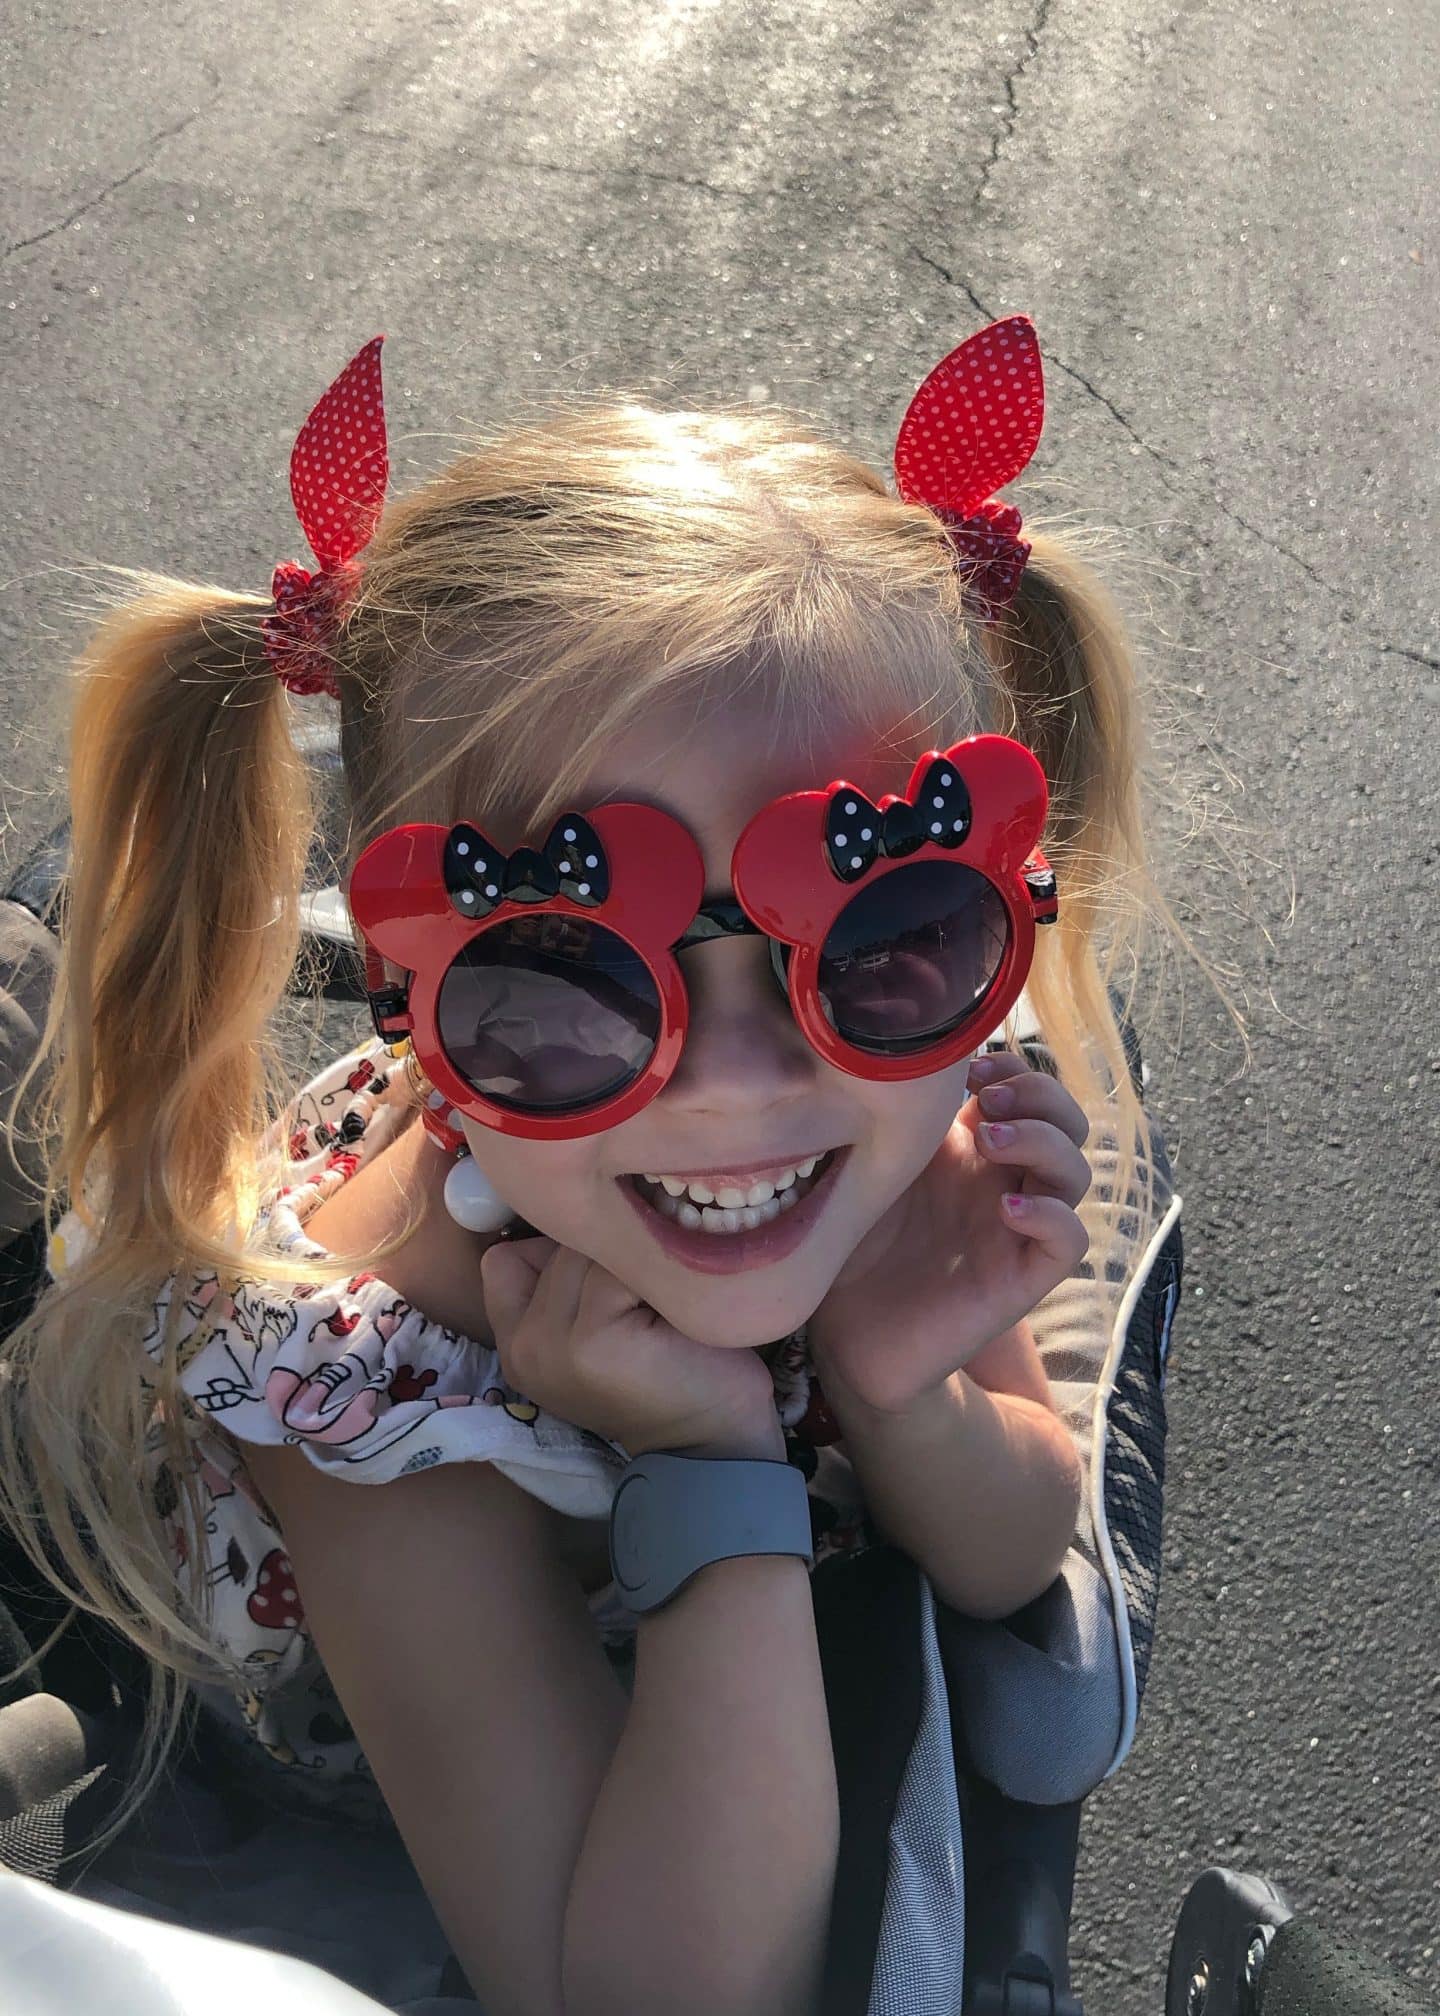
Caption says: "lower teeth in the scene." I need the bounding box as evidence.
[641,1159,829,1236]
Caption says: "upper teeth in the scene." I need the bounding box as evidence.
[640,1157,820,1209]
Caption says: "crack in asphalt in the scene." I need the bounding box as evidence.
[907,247,1436,663]
[911,247,1179,472]
[975,0,1054,208]
[1213,503,1335,595]
[501,157,738,201]
[913,248,990,322]
[2,82,218,263]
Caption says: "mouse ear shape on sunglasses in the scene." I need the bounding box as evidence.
[898,735,1048,869]
[565,803,707,951]
[733,735,1050,949]
[348,825,452,974]
[348,802,706,976]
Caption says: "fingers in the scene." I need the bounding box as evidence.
[974,1115,1093,1206]
[478,1236,556,1340]
[967,1047,1032,1090]
[999,1189,1090,1274]
[481,1238,603,1403]
[480,1236,641,1356]
[576,1255,655,1333]
[482,1235,593,1339]
[968,1049,1090,1148]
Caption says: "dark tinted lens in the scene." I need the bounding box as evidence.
[437,913,661,1113]
[818,861,1008,1055]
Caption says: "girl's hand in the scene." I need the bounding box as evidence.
[808,1050,1092,1419]
[479,1239,783,1460]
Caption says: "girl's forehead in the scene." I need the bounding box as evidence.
[575,688,940,878]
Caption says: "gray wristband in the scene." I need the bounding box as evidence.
[608,1450,815,1615]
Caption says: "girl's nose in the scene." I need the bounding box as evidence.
[659,944,816,1117]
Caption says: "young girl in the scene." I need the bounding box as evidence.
[1,320,1184,2014]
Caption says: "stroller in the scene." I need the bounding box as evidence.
[0,724,1428,2016]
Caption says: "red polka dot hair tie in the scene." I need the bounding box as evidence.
[260,334,391,698]
[893,315,1045,624]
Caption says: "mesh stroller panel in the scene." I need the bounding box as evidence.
[0,1764,109,1886]
[935,990,1181,1805]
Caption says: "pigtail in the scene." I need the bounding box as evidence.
[980,529,1195,1269]
[0,572,316,1837]
[58,579,311,1262]
[60,584,312,1266]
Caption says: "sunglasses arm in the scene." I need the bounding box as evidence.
[363,943,413,1044]
[1021,847,1059,925]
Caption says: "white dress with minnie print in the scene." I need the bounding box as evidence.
[48,1037,874,1823]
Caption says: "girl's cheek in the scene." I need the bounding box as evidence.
[456,1120,599,1226]
[864,1064,974,1174]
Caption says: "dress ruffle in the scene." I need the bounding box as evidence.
[52,1037,819,1523]
[150,1259,632,1518]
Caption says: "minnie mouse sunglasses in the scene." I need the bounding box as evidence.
[349,733,1058,1142]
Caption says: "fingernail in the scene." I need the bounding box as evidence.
[979,1082,1015,1115]
[1002,1191,1031,1216]
[969,1051,1005,1080]
[982,1121,1015,1147]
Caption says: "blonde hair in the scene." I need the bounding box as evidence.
[0,392,1237,1840]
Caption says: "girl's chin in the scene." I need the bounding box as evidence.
[627,1253,831,1352]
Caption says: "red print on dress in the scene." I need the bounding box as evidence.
[247,1548,305,1632]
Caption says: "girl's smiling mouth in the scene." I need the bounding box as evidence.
[617,1148,848,1274]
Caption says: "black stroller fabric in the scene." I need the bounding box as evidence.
[817,1544,927,2016]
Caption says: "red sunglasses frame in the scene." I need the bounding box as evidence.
[348,733,1058,1141]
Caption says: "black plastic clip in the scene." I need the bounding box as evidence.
[367,982,411,1044]
[1023,866,1059,925]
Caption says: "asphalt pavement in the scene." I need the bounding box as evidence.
[2,1,1436,2008]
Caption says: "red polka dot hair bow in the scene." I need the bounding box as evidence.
[260,334,390,698]
[893,314,1045,624]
